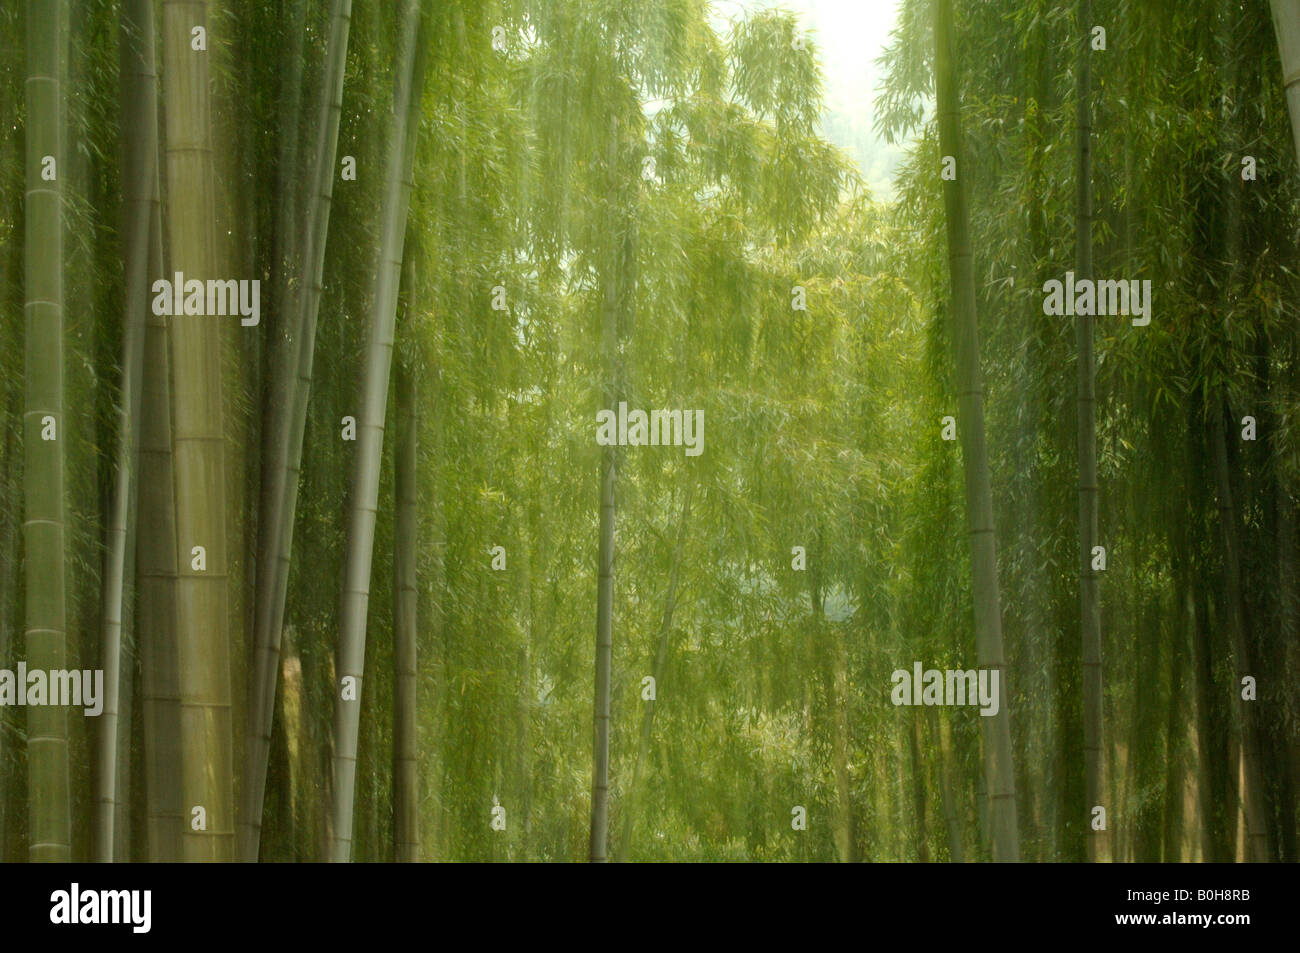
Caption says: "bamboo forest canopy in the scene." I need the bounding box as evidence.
[0,0,1297,864]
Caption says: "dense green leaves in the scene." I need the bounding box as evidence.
[0,0,1296,863]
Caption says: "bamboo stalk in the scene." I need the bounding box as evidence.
[1075,0,1107,865]
[241,0,355,863]
[1271,1,1300,166]
[96,0,158,863]
[24,0,71,864]
[614,485,691,862]
[329,0,426,862]
[392,357,418,863]
[932,0,1019,862]
[161,0,235,863]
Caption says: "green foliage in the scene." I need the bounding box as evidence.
[0,0,1297,863]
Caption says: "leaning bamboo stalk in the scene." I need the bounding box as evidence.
[240,0,355,863]
[246,0,307,806]
[95,0,157,863]
[329,0,426,863]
